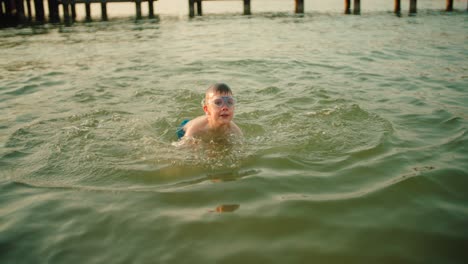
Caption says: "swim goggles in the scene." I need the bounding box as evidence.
[202,96,236,108]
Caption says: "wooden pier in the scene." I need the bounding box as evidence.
[59,0,157,25]
[189,0,463,17]
[1,0,466,28]
[188,0,304,17]
[0,0,158,27]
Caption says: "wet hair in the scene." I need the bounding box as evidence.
[203,83,233,106]
[206,83,232,95]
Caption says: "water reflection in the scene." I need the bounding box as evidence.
[206,169,260,183]
[211,204,240,213]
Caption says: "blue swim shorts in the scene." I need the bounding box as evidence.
[176,119,190,139]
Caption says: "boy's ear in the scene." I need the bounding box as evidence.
[203,105,209,115]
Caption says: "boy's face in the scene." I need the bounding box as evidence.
[204,91,235,126]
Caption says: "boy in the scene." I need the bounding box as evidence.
[177,83,242,142]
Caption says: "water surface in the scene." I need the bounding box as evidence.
[1,7,467,264]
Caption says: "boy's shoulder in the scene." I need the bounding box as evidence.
[184,116,208,137]
[188,116,208,128]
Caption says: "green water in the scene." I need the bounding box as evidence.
[1,9,467,264]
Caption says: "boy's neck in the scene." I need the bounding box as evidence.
[207,119,230,133]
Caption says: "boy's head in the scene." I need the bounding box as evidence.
[203,83,236,126]
[204,83,233,102]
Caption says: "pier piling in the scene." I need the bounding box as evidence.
[2,0,10,26]
[71,1,76,20]
[394,0,401,14]
[446,0,453,11]
[344,0,351,14]
[189,0,249,17]
[244,0,251,15]
[189,0,194,17]
[295,0,303,14]
[48,0,60,22]
[148,0,154,18]
[25,0,33,22]
[14,0,27,23]
[353,0,360,15]
[196,0,202,16]
[136,0,142,19]
[189,0,202,17]
[101,0,108,21]
[62,0,71,25]
[409,0,417,14]
[34,0,46,22]
[85,0,91,22]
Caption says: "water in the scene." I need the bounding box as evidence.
[1,3,468,264]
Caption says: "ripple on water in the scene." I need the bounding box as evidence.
[247,103,393,166]
[2,102,250,190]
[3,109,145,183]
